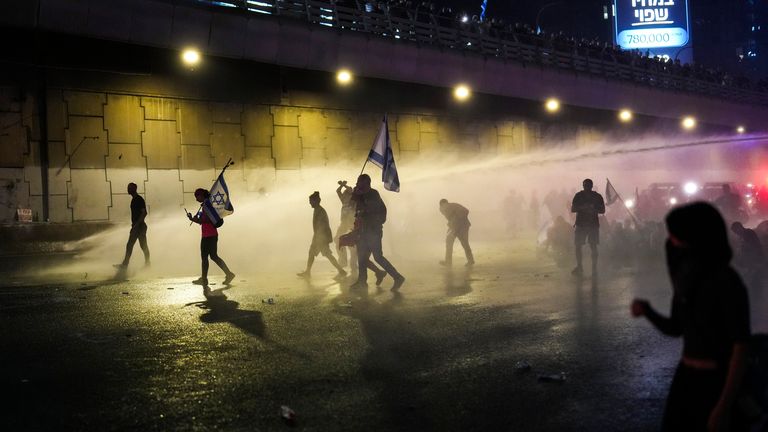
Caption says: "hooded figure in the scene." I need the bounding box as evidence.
[632,202,751,431]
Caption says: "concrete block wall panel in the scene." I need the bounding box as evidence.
[271,106,300,127]
[49,195,71,223]
[67,169,110,221]
[0,169,29,222]
[324,128,355,162]
[143,120,181,169]
[64,91,105,117]
[85,0,133,41]
[272,126,303,170]
[298,109,327,150]
[0,112,26,168]
[23,152,43,196]
[109,191,133,223]
[436,117,460,152]
[325,110,350,130]
[301,148,327,168]
[212,103,242,124]
[243,105,274,148]
[349,113,380,152]
[48,141,70,195]
[142,97,178,121]
[65,116,107,169]
[209,12,247,58]
[178,101,212,145]
[211,122,245,170]
[179,145,215,193]
[395,115,420,152]
[145,169,184,215]
[0,86,21,112]
[129,1,174,46]
[479,123,499,154]
[244,146,276,192]
[104,94,144,144]
[106,143,147,194]
[46,90,68,142]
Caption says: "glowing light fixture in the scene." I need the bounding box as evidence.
[545,98,561,113]
[181,48,201,67]
[336,69,353,85]
[737,125,746,134]
[681,116,696,130]
[683,182,698,195]
[669,197,678,205]
[625,199,635,209]
[460,14,469,23]
[453,84,471,101]
[618,109,633,122]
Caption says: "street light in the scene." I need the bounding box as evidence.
[737,125,746,134]
[336,69,353,85]
[618,109,633,123]
[181,48,201,67]
[681,116,696,130]
[453,84,471,101]
[545,98,560,113]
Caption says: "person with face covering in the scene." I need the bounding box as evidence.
[631,202,751,431]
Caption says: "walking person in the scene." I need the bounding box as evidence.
[334,180,356,269]
[571,178,605,276]
[350,174,405,291]
[115,182,150,269]
[439,199,474,267]
[297,191,347,280]
[631,202,751,431]
[187,188,235,286]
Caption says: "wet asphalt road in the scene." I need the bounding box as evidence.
[1,241,679,431]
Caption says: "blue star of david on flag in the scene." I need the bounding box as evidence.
[202,172,234,225]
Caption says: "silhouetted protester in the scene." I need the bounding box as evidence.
[340,188,388,284]
[187,188,235,286]
[115,182,150,269]
[335,180,356,269]
[715,184,745,223]
[631,202,751,432]
[350,174,405,291]
[730,222,765,287]
[544,215,573,268]
[297,191,347,280]
[439,199,474,267]
[571,178,605,276]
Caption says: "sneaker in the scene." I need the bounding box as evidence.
[391,275,405,291]
[465,260,475,267]
[223,272,236,285]
[192,277,208,285]
[375,270,387,286]
[571,267,583,276]
[333,269,348,281]
[113,263,127,269]
[439,260,451,267]
[349,280,368,290]
[296,271,310,279]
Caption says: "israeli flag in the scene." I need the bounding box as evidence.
[202,172,234,225]
[367,116,400,192]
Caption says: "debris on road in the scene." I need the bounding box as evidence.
[538,372,567,383]
[280,405,296,425]
[514,360,531,371]
[262,298,275,305]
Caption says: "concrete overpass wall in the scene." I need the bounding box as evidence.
[2,0,767,128]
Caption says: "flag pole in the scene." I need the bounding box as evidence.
[190,157,234,226]
[607,178,640,227]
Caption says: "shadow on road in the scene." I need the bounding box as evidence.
[186,286,266,339]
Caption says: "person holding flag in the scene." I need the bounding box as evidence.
[186,164,236,286]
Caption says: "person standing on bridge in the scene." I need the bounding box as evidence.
[439,199,474,267]
[114,182,150,269]
[570,178,605,276]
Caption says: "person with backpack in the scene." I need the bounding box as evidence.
[439,198,474,267]
[187,188,235,286]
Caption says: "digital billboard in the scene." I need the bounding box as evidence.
[614,0,691,62]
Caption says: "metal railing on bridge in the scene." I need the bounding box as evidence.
[188,0,768,106]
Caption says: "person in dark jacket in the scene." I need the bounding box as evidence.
[350,174,405,291]
[571,178,605,276]
[115,182,150,269]
[631,202,751,431]
[297,191,347,280]
[439,199,474,266]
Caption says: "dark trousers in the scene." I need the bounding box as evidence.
[356,228,401,283]
[122,222,150,265]
[662,364,728,431]
[446,225,473,263]
[201,236,231,278]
